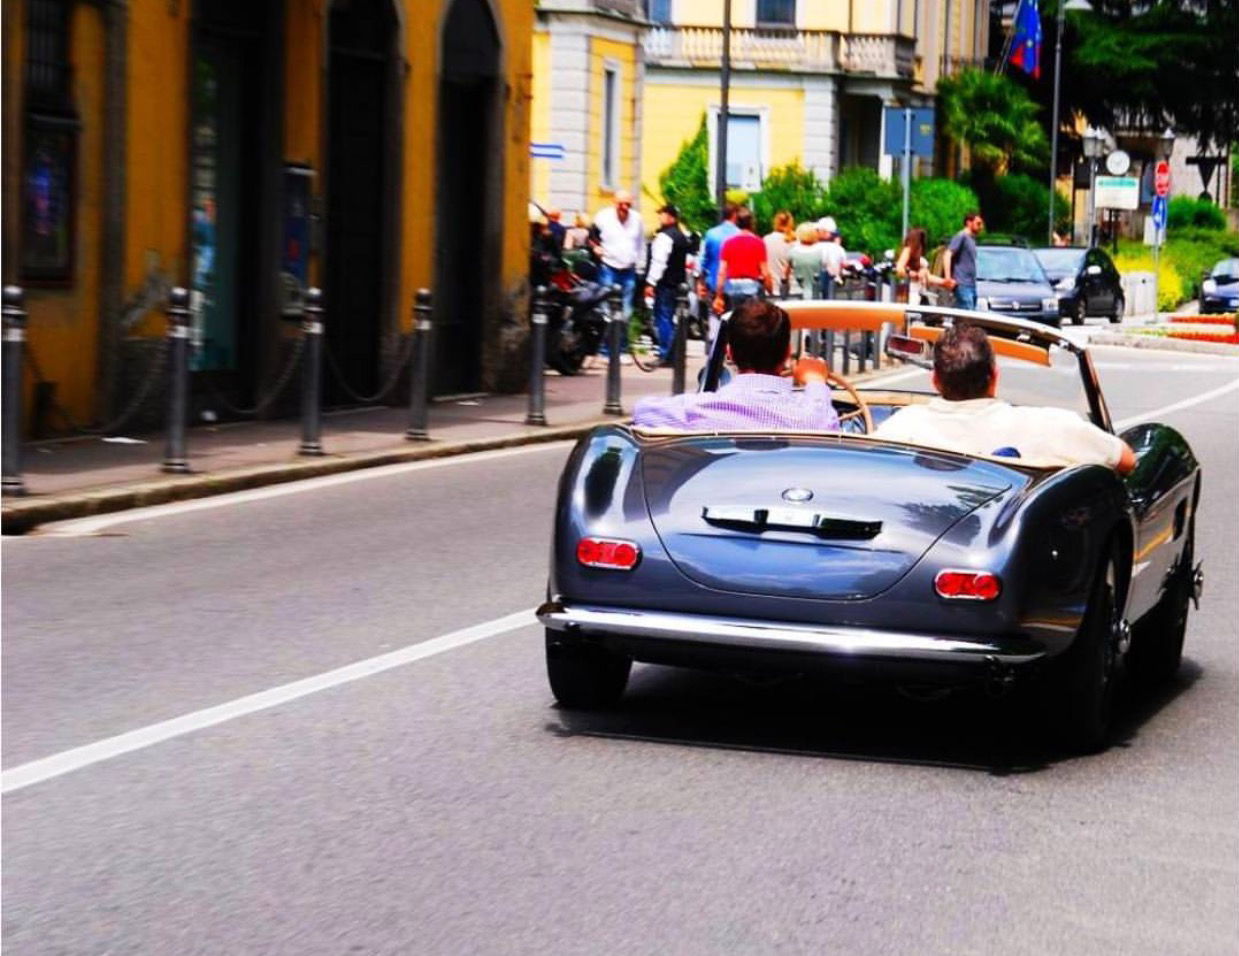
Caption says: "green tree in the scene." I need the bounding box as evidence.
[937,68,1048,177]
[824,168,904,256]
[908,178,981,247]
[749,162,829,234]
[655,115,716,236]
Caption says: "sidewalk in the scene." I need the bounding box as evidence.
[2,354,709,533]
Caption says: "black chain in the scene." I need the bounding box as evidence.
[321,331,417,405]
[25,337,169,436]
[194,336,306,418]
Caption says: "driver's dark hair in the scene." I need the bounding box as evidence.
[729,300,790,373]
[934,323,994,400]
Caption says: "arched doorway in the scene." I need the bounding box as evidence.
[325,0,400,403]
[436,0,502,397]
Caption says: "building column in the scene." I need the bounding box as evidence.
[547,23,589,216]
[630,34,645,202]
[802,75,836,184]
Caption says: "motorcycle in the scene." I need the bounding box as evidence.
[543,258,611,376]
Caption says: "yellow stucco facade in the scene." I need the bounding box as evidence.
[4,0,535,433]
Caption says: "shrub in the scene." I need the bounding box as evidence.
[656,115,717,236]
[1116,230,1239,308]
[824,167,904,257]
[1167,196,1226,232]
[749,162,828,235]
[966,172,1069,243]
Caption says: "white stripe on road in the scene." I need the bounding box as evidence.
[1113,375,1239,430]
[1,608,538,794]
[37,442,575,537]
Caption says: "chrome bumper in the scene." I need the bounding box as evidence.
[537,601,1046,666]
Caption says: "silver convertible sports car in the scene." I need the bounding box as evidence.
[538,303,1203,752]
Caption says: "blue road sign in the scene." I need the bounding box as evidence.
[883,107,935,158]
[1151,194,1168,230]
[530,142,566,161]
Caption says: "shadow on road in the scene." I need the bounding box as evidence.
[550,659,1202,776]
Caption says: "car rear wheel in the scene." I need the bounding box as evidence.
[1046,551,1122,753]
[1072,298,1087,325]
[1109,295,1125,324]
[1128,524,1194,685]
[546,632,631,709]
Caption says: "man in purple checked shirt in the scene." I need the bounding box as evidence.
[633,300,840,432]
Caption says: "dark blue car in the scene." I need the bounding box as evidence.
[539,303,1203,752]
[1200,258,1239,314]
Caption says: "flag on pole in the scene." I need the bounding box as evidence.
[1009,0,1043,79]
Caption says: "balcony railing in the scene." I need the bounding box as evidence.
[644,26,914,80]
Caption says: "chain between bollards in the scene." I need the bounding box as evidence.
[2,286,29,496]
[672,282,689,395]
[406,289,433,441]
[299,288,325,456]
[161,287,192,474]
[525,286,549,426]
[602,284,624,416]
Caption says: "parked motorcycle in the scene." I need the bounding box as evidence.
[543,258,611,376]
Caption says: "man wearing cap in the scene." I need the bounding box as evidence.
[645,203,690,364]
[816,216,845,298]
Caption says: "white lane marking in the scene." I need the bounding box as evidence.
[1,608,538,794]
[1113,375,1239,430]
[38,441,574,537]
[863,367,927,387]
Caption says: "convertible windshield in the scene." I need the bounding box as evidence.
[977,247,1050,284]
[858,338,1093,419]
[1033,248,1085,276]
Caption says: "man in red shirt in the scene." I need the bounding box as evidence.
[712,207,772,314]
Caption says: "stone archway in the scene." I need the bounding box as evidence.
[435,0,502,396]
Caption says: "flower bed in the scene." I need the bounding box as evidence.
[1170,314,1237,326]
[1165,330,1239,345]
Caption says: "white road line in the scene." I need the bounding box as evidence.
[37,441,574,536]
[1113,375,1239,430]
[1,608,538,794]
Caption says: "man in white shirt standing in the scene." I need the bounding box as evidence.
[591,191,646,349]
[815,217,845,298]
[875,324,1137,472]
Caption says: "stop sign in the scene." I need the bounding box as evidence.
[1155,160,1171,198]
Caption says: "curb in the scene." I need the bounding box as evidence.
[1088,333,1239,356]
[2,419,615,535]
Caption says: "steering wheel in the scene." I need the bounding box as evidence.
[826,368,874,433]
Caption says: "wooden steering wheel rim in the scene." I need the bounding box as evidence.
[826,368,874,433]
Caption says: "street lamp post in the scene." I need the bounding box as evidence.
[715,0,732,213]
[1048,0,1092,244]
[1083,126,1104,247]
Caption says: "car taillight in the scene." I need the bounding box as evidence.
[576,537,641,571]
[934,569,1002,601]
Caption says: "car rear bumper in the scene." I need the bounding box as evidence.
[537,601,1047,668]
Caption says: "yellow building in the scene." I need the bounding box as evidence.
[637,0,990,202]
[3,0,534,435]
[530,0,648,222]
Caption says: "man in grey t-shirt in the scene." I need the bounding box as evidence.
[944,211,984,310]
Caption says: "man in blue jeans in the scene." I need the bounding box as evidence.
[591,190,645,358]
[696,202,740,350]
[944,211,984,310]
[644,203,690,363]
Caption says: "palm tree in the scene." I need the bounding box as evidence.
[937,68,1048,177]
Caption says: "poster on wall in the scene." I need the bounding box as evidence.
[21,117,76,281]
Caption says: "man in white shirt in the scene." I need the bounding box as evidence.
[591,190,646,325]
[875,324,1137,473]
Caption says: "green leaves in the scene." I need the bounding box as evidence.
[937,69,1048,176]
[655,114,716,236]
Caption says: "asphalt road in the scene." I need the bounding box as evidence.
[4,345,1239,955]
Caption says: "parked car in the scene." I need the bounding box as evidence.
[1200,258,1239,314]
[1035,246,1126,324]
[973,244,1061,327]
[540,302,1203,752]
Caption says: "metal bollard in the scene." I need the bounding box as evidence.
[406,289,433,441]
[161,287,192,474]
[298,287,325,456]
[525,286,548,426]
[603,284,623,415]
[672,282,689,395]
[2,286,28,496]
[841,330,852,375]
